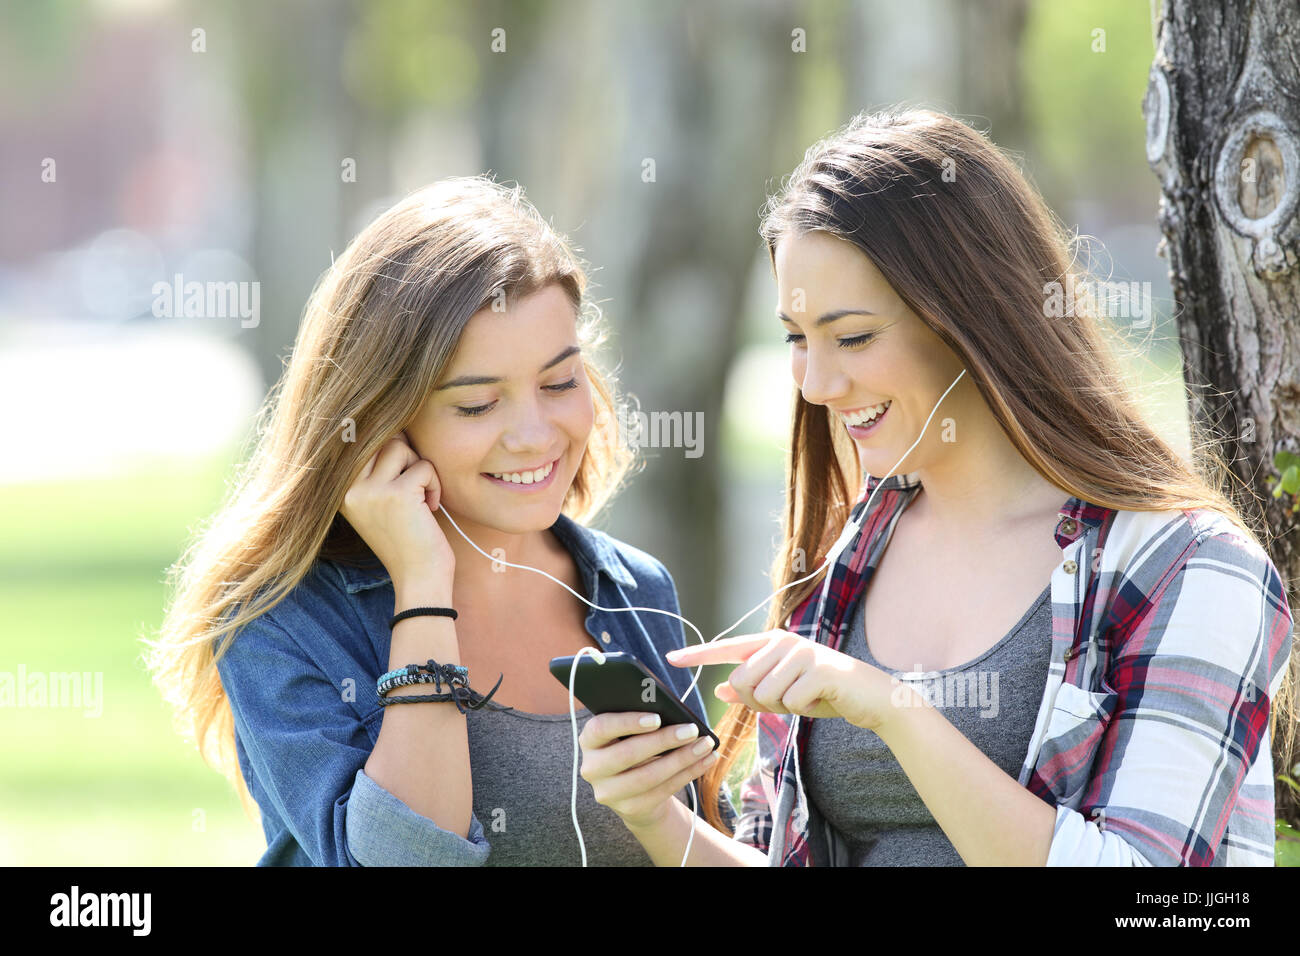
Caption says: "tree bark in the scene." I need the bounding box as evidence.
[1144,0,1300,829]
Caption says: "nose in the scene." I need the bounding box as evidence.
[797,343,849,408]
[500,396,560,457]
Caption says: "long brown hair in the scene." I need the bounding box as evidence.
[143,176,637,815]
[699,106,1298,835]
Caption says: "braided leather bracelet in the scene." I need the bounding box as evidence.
[377,659,504,714]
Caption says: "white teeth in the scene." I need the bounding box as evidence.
[491,460,555,484]
[843,401,890,427]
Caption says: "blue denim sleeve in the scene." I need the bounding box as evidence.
[348,768,490,866]
[216,610,491,866]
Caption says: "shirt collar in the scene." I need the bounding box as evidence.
[862,471,922,496]
[332,511,638,593]
[1054,495,1110,546]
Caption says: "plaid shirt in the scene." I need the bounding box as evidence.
[729,472,1294,866]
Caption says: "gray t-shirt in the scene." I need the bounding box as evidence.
[465,702,693,866]
[805,584,1053,865]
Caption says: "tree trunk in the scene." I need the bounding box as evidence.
[1144,0,1300,830]
[954,0,1031,153]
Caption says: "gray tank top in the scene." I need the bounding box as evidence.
[805,583,1053,866]
[465,703,692,866]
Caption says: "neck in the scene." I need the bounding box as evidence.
[898,422,1065,538]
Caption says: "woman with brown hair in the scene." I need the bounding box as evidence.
[578,107,1297,866]
[144,176,725,866]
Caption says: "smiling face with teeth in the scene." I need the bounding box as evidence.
[774,230,969,475]
[403,282,595,537]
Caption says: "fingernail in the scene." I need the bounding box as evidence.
[675,724,699,740]
[665,649,682,662]
[692,737,714,755]
[639,714,660,728]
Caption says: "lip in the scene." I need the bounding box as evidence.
[481,455,562,491]
[844,402,890,438]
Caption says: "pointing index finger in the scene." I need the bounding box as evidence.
[665,634,775,667]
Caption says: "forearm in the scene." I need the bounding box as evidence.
[874,688,1056,866]
[623,795,768,866]
[364,577,473,838]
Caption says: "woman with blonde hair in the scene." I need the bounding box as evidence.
[145,176,725,866]
[577,107,1297,866]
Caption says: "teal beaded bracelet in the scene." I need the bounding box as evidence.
[377,660,468,698]
[377,661,468,688]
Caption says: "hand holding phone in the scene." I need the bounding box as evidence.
[548,652,718,748]
[551,651,720,831]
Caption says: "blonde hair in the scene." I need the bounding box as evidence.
[700,107,1299,835]
[144,176,638,815]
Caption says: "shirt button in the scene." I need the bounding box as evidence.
[1059,518,1077,535]
[600,630,611,644]
[1063,559,1078,574]
[1064,647,1076,661]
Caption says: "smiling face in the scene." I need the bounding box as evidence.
[405,282,595,535]
[773,229,968,477]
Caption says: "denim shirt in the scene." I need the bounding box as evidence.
[214,512,732,866]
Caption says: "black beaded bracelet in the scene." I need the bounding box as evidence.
[390,606,458,630]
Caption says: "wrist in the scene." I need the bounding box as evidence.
[865,672,929,738]
[621,796,681,835]
[393,576,454,609]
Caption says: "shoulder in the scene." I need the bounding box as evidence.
[216,558,370,663]
[556,509,681,590]
[1174,510,1292,637]
[606,532,676,588]
[1103,506,1292,680]
[1103,505,1281,587]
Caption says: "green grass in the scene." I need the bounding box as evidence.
[0,460,267,865]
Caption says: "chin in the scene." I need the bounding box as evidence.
[461,496,565,535]
[497,511,560,535]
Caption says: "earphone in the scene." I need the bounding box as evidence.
[436,367,968,865]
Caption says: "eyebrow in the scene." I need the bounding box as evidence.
[434,344,582,391]
[778,308,876,327]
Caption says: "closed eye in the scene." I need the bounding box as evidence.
[455,378,580,417]
[783,332,874,348]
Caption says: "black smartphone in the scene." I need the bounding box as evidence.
[548,651,719,749]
